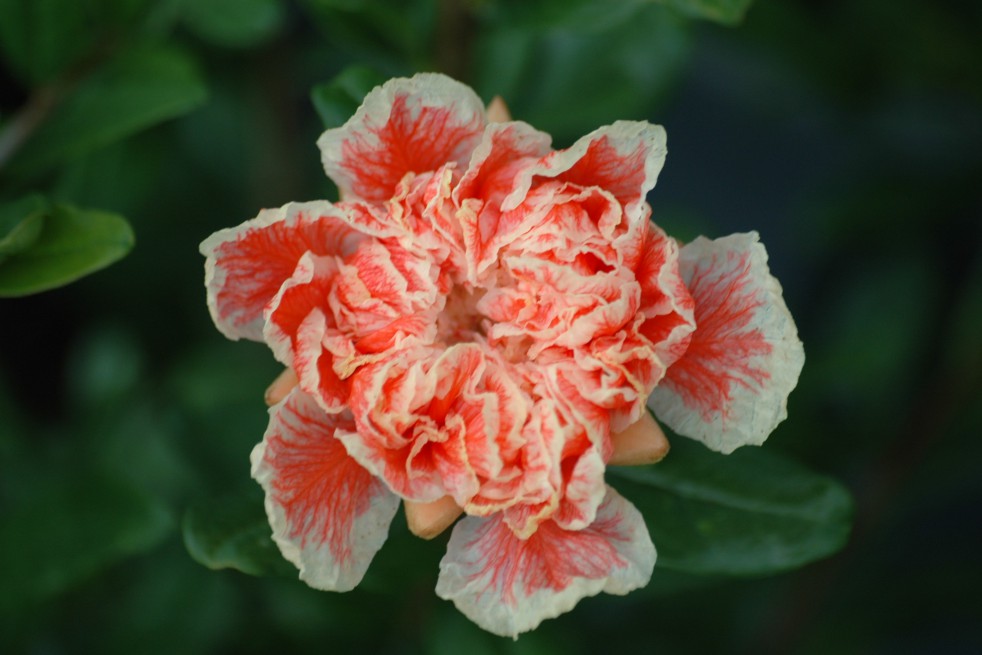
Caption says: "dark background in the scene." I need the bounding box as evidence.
[1,0,979,652]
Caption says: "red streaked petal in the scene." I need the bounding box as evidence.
[263,252,338,366]
[435,486,655,638]
[318,74,485,202]
[251,389,399,592]
[454,121,551,280]
[261,255,350,413]
[649,232,805,453]
[503,121,667,223]
[455,121,552,206]
[201,201,362,342]
[635,223,696,371]
[341,348,452,503]
[294,308,350,414]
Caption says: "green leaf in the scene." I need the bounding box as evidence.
[0,0,93,84]
[0,472,172,612]
[311,66,388,129]
[0,202,135,297]
[0,194,47,258]
[8,46,208,176]
[183,488,294,577]
[182,0,285,48]
[608,432,853,575]
[473,2,690,143]
[653,0,755,25]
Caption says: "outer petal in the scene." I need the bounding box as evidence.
[201,201,362,341]
[502,121,667,224]
[648,232,805,453]
[318,73,485,202]
[435,486,655,638]
[251,389,399,591]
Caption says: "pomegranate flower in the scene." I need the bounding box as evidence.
[200,73,804,637]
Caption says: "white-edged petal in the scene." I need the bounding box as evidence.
[648,232,805,453]
[318,73,485,202]
[200,201,361,342]
[251,389,399,591]
[502,121,667,225]
[435,486,655,638]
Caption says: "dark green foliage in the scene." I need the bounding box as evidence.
[610,433,852,575]
[0,200,134,296]
[1,0,979,653]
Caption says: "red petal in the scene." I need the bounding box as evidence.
[454,122,552,279]
[318,74,485,202]
[503,122,667,224]
[635,224,696,370]
[262,255,350,413]
[649,232,805,453]
[435,486,655,638]
[251,390,399,591]
[201,201,362,341]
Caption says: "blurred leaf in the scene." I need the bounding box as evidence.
[0,0,92,84]
[0,202,134,297]
[0,472,172,612]
[183,0,285,49]
[300,0,436,69]
[473,3,689,142]
[8,46,208,176]
[0,194,47,258]
[945,248,982,376]
[311,65,387,129]
[809,256,937,423]
[609,431,853,575]
[653,0,754,25]
[66,323,144,410]
[424,605,499,655]
[183,487,295,577]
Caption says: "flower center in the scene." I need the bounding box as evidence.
[437,285,487,345]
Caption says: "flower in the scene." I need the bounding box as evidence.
[200,73,804,637]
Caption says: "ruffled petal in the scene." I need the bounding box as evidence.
[200,201,362,341]
[502,121,667,224]
[498,393,605,537]
[455,121,552,280]
[635,223,696,370]
[342,343,532,507]
[648,232,805,453]
[435,486,655,638]
[455,121,552,207]
[341,346,469,503]
[318,73,485,202]
[263,254,350,413]
[263,252,338,366]
[251,389,399,591]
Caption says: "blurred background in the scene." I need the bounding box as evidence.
[0,0,979,653]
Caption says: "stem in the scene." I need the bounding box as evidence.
[0,85,59,172]
[436,0,475,81]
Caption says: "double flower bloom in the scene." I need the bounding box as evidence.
[201,74,804,637]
